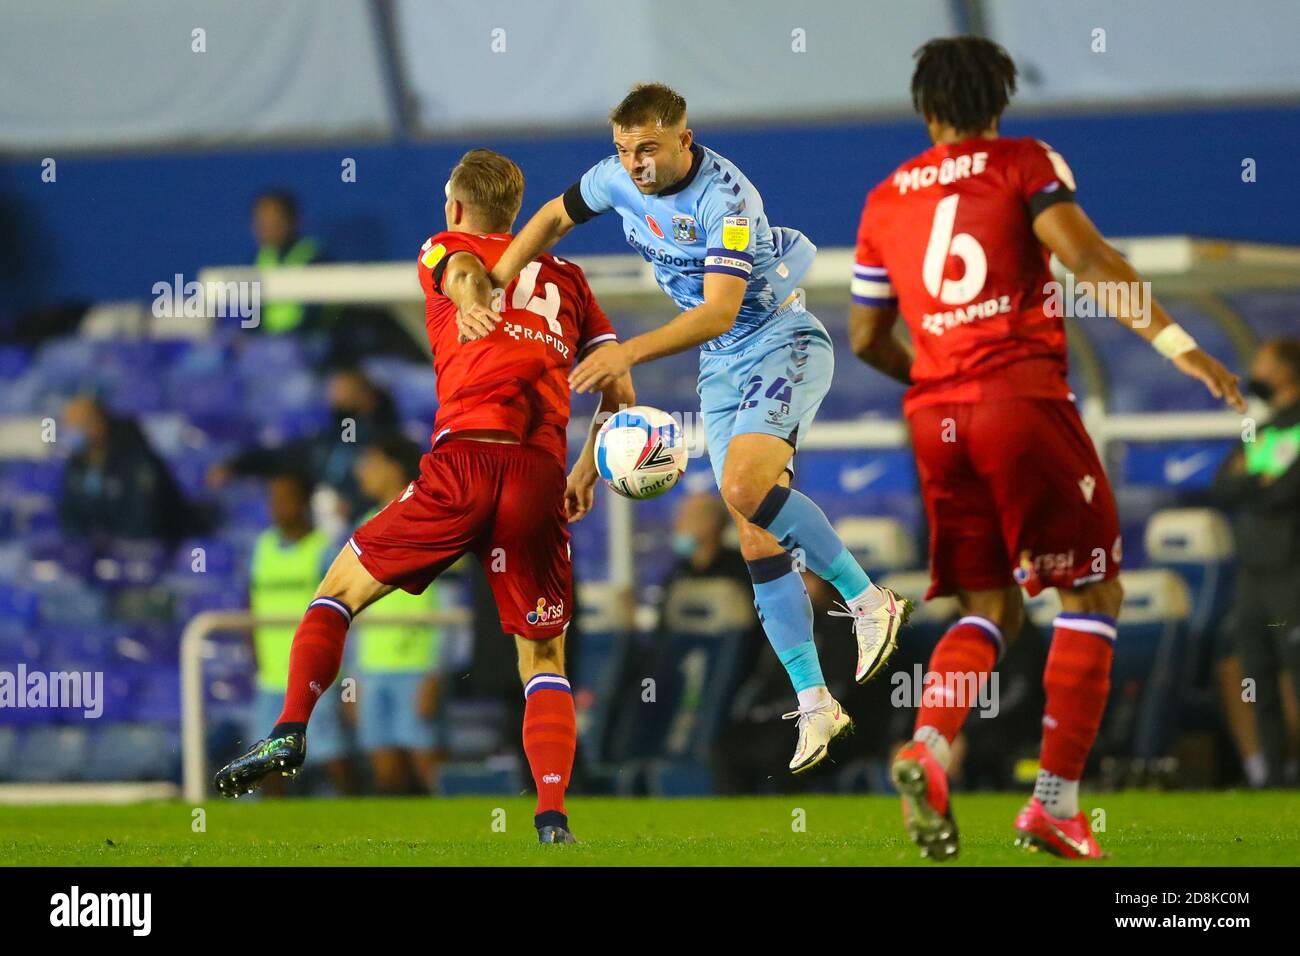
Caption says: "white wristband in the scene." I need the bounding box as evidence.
[1151,324,1198,359]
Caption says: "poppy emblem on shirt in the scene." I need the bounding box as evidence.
[645,214,665,239]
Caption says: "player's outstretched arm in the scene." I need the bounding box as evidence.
[442,251,503,343]
[1034,202,1245,412]
[569,273,744,394]
[489,195,576,291]
[849,302,913,386]
[566,352,636,522]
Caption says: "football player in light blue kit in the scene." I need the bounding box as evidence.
[482,83,913,773]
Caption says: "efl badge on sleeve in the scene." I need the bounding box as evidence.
[722,216,750,251]
[421,243,447,269]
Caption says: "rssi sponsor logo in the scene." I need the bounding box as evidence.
[526,597,565,626]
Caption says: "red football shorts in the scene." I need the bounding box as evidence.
[907,398,1121,600]
[349,439,571,639]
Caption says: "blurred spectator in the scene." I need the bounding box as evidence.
[669,491,748,581]
[208,366,401,519]
[1211,337,1300,786]
[247,470,354,795]
[251,189,321,334]
[58,394,204,544]
[353,436,447,794]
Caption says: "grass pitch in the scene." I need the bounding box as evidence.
[1,791,1295,866]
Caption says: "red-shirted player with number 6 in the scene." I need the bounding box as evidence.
[850,38,1245,861]
[214,149,633,846]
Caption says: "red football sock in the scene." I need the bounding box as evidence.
[276,598,352,727]
[1040,614,1116,779]
[521,673,576,825]
[913,616,1001,742]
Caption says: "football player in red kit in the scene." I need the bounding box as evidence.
[215,149,634,845]
[850,38,1245,860]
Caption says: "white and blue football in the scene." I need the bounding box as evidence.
[594,405,687,500]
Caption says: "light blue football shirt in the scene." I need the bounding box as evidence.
[563,144,816,352]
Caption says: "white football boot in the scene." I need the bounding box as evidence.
[830,585,914,684]
[784,700,853,774]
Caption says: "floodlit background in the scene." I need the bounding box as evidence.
[1,0,1298,802]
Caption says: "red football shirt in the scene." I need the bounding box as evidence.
[853,137,1079,415]
[417,231,618,465]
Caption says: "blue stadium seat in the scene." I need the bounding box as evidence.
[1142,508,1235,680]
[573,582,635,771]
[0,726,16,780]
[124,663,181,723]
[0,346,32,381]
[787,449,925,534]
[442,699,512,760]
[34,576,108,626]
[616,578,752,795]
[82,724,180,781]
[1077,302,1240,412]
[834,516,918,577]
[1112,570,1194,760]
[877,570,959,654]
[11,726,89,781]
[437,760,524,796]
[1225,290,1300,340]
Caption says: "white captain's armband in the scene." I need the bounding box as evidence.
[851,264,897,306]
[704,248,753,280]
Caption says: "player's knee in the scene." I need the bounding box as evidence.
[719,473,768,519]
[1094,577,1124,618]
[516,633,564,682]
[1065,577,1124,619]
[997,601,1025,646]
[316,546,389,614]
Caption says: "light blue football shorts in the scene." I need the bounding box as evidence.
[697,302,834,487]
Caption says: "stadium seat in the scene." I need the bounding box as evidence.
[617,578,753,795]
[834,516,917,575]
[437,758,524,796]
[876,570,958,656]
[1142,508,1235,681]
[11,726,89,782]
[0,726,16,780]
[573,581,635,771]
[82,724,180,782]
[1110,569,1193,762]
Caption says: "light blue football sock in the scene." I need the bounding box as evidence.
[750,485,873,602]
[747,554,825,693]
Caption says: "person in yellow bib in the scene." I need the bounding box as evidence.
[248,471,354,794]
[354,437,447,794]
[251,190,322,334]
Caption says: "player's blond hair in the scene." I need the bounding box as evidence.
[448,148,524,232]
[609,83,687,129]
